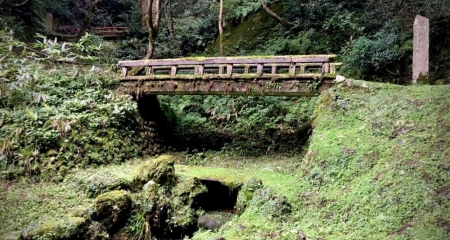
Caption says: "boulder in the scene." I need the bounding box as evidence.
[132,155,175,190]
[235,177,263,213]
[91,190,132,230]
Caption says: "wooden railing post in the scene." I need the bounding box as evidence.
[289,63,296,76]
[171,66,177,76]
[196,65,204,76]
[226,64,233,76]
[122,67,128,77]
[257,64,263,76]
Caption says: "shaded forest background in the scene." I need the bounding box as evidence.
[1,0,450,82]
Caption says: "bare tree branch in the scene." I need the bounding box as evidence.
[12,0,31,7]
[260,0,291,28]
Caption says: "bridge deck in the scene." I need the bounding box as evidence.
[118,55,340,96]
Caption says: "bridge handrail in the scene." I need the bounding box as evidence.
[119,55,335,67]
[91,27,129,36]
[118,55,340,79]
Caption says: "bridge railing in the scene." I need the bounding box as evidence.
[91,27,128,37]
[118,55,341,81]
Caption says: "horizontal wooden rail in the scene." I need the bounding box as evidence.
[92,27,128,32]
[91,27,128,38]
[117,55,341,96]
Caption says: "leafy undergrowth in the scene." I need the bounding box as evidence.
[0,30,151,181]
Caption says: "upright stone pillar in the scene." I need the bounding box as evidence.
[412,15,429,84]
[45,13,53,31]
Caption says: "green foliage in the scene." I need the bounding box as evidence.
[341,25,406,81]
[0,30,149,180]
[159,95,315,154]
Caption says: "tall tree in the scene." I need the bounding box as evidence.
[218,0,224,56]
[143,0,162,59]
[78,0,101,36]
[260,0,290,28]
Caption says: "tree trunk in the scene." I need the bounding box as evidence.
[260,0,290,28]
[143,0,162,60]
[218,0,224,56]
[164,0,176,41]
[78,0,101,36]
[12,0,30,7]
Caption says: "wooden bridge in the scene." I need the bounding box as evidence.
[117,55,340,96]
[91,27,128,38]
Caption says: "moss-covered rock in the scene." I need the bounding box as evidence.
[132,155,175,190]
[235,177,263,213]
[169,177,208,227]
[91,190,132,231]
[246,187,291,220]
[69,170,133,198]
[20,217,89,240]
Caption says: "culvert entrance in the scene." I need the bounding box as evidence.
[195,179,240,212]
[194,179,240,233]
[150,179,240,239]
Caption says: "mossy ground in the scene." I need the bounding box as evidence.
[206,4,282,56]
[1,83,449,239]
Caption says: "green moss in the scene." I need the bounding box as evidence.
[92,190,132,231]
[236,177,263,213]
[67,162,135,197]
[20,217,89,240]
[132,155,175,190]
[206,4,283,55]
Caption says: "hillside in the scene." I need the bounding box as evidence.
[2,81,449,239]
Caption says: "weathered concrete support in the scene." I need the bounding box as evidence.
[119,77,333,96]
[136,94,167,154]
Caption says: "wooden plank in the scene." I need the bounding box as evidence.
[121,73,334,82]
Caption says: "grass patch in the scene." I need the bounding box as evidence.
[0,181,93,240]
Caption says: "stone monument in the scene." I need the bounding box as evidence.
[45,13,53,31]
[413,15,429,84]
